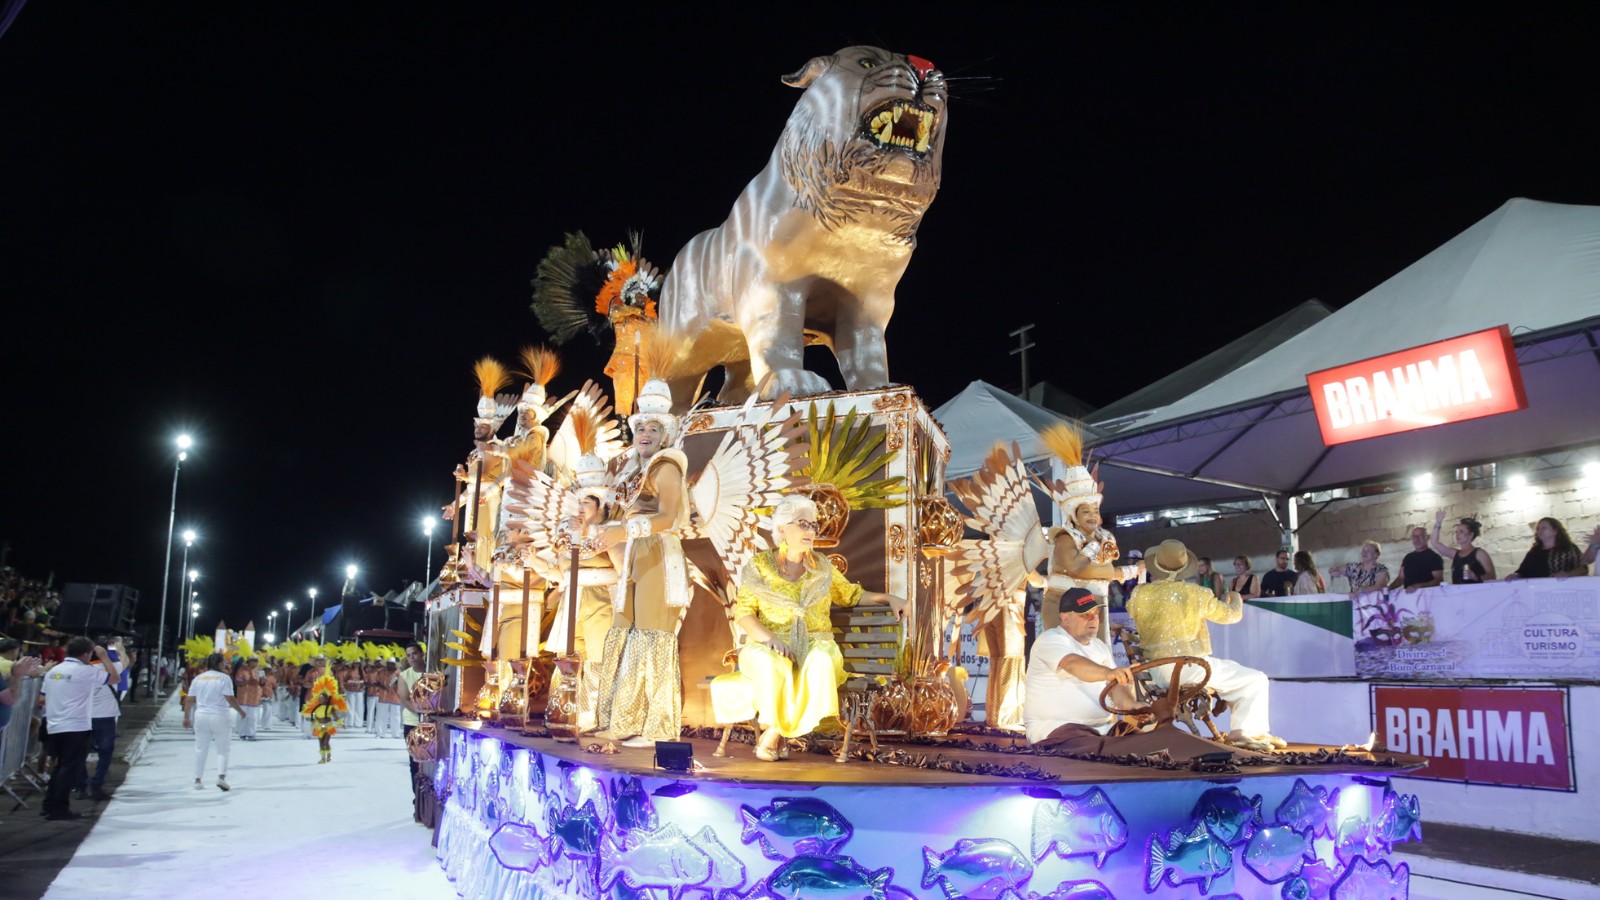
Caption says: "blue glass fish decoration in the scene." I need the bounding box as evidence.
[920,837,1033,899]
[613,775,659,833]
[1242,826,1317,884]
[1146,819,1233,893]
[739,797,854,861]
[599,822,712,892]
[764,854,894,900]
[547,798,602,861]
[489,821,549,872]
[1330,857,1409,900]
[1376,789,1422,846]
[1274,779,1339,839]
[1029,787,1129,867]
[1193,787,1263,846]
[689,824,748,898]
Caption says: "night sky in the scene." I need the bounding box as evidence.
[4,5,1598,637]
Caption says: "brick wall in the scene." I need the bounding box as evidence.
[1112,474,1599,585]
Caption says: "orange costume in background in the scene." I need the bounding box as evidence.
[301,675,348,763]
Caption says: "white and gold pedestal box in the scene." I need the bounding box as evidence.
[673,385,954,727]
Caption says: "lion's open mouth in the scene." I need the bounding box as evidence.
[862,101,936,154]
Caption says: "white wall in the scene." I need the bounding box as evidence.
[1272,680,1600,842]
[1113,472,1599,584]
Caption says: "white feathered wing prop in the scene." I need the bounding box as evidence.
[947,442,1049,626]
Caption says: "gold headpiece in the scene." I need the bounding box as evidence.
[1039,424,1100,515]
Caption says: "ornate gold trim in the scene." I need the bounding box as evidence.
[889,524,907,563]
[684,414,715,434]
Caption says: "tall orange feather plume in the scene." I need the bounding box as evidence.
[473,356,511,398]
[517,345,560,387]
[1038,423,1085,468]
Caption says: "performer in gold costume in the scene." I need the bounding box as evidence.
[1039,426,1144,620]
[546,452,621,731]
[591,378,692,748]
[735,495,904,762]
[1125,539,1284,751]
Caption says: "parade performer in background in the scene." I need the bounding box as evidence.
[591,376,693,748]
[184,652,245,791]
[301,670,348,764]
[1125,539,1284,751]
[1039,426,1143,620]
[734,495,905,761]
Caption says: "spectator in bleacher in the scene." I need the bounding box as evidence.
[1507,517,1589,579]
[1229,555,1259,600]
[1193,557,1225,598]
[1389,526,1444,592]
[1258,549,1296,598]
[1341,540,1391,596]
[1292,550,1325,594]
[1429,509,1496,583]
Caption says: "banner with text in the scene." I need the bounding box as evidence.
[1353,577,1600,680]
[1371,684,1574,790]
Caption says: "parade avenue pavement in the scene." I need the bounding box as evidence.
[12,695,452,900]
[7,694,1594,899]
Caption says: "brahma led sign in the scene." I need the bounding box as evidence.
[1307,325,1527,445]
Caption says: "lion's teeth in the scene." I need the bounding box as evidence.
[893,106,903,122]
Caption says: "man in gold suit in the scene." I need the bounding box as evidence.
[1125,539,1284,751]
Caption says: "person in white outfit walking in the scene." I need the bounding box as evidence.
[183,653,246,790]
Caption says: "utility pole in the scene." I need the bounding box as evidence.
[1009,324,1036,399]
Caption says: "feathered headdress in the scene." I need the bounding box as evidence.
[1036,423,1100,515]
[530,230,662,345]
[515,345,561,423]
[473,356,515,430]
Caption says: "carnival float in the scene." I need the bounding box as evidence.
[412,45,1425,900]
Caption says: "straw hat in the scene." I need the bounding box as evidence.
[1144,539,1199,581]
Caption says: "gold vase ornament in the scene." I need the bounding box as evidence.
[406,723,440,762]
[917,496,963,558]
[796,483,850,549]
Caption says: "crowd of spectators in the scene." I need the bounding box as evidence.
[1,567,64,643]
[1177,514,1597,601]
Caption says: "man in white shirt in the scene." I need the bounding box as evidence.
[77,637,127,801]
[39,637,118,820]
[1023,588,1135,753]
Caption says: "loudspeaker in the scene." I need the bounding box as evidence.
[653,741,694,772]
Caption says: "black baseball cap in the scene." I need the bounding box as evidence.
[1060,588,1102,614]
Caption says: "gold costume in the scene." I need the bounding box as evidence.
[978,608,1026,732]
[1125,579,1242,659]
[593,450,690,742]
[734,551,863,738]
[546,540,618,728]
[1042,524,1119,620]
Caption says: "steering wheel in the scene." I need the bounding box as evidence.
[1098,656,1212,726]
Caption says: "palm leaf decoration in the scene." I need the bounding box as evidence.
[441,614,484,668]
[800,402,907,510]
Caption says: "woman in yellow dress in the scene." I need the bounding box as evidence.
[735,495,904,762]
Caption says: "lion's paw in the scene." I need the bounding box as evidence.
[761,368,833,399]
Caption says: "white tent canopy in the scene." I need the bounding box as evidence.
[932,380,1089,478]
[1090,198,1600,514]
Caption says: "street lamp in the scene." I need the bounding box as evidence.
[184,569,199,642]
[190,601,201,640]
[155,434,191,696]
[422,516,437,587]
[285,600,295,640]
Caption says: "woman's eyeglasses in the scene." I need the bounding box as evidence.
[792,520,819,532]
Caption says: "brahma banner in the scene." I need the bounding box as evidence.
[1371,685,1574,790]
[1307,325,1527,445]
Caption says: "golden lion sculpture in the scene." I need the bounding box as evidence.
[657,46,947,408]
